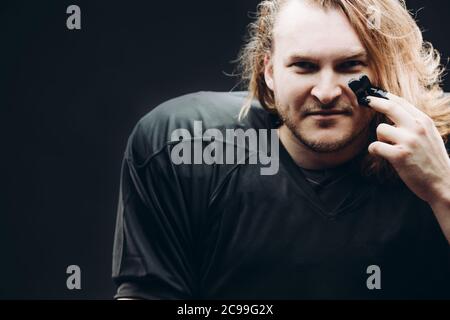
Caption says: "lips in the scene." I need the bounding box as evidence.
[307,110,349,116]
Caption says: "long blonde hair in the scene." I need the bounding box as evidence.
[234,0,450,181]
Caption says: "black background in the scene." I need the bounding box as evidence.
[1,0,449,299]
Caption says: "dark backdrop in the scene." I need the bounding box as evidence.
[1,0,449,299]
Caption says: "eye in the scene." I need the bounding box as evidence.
[291,61,319,72]
[338,60,366,71]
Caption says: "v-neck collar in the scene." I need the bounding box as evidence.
[276,133,373,219]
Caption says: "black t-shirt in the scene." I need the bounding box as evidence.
[112,91,450,299]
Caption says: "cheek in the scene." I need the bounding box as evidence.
[273,67,311,93]
[274,76,311,105]
[356,107,376,126]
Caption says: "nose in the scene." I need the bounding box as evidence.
[310,70,343,105]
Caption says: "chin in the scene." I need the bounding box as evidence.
[303,139,353,153]
[287,118,368,153]
[311,130,350,142]
[296,129,356,153]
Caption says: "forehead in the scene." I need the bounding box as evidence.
[273,1,366,60]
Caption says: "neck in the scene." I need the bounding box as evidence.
[277,125,369,170]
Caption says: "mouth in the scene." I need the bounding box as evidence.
[307,110,350,117]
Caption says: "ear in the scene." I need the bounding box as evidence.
[264,54,274,91]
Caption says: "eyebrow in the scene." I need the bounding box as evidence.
[342,51,368,61]
[285,50,368,64]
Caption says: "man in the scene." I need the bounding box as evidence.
[112,0,450,299]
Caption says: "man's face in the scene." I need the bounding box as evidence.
[264,1,376,153]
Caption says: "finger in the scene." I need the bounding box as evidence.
[376,123,410,145]
[368,141,399,161]
[385,92,425,118]
[367,96,416,128]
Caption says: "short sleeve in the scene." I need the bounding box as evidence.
[112,122,198,299]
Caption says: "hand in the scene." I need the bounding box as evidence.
[366,93,450,206]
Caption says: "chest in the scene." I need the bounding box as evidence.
[197,169,429,298]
